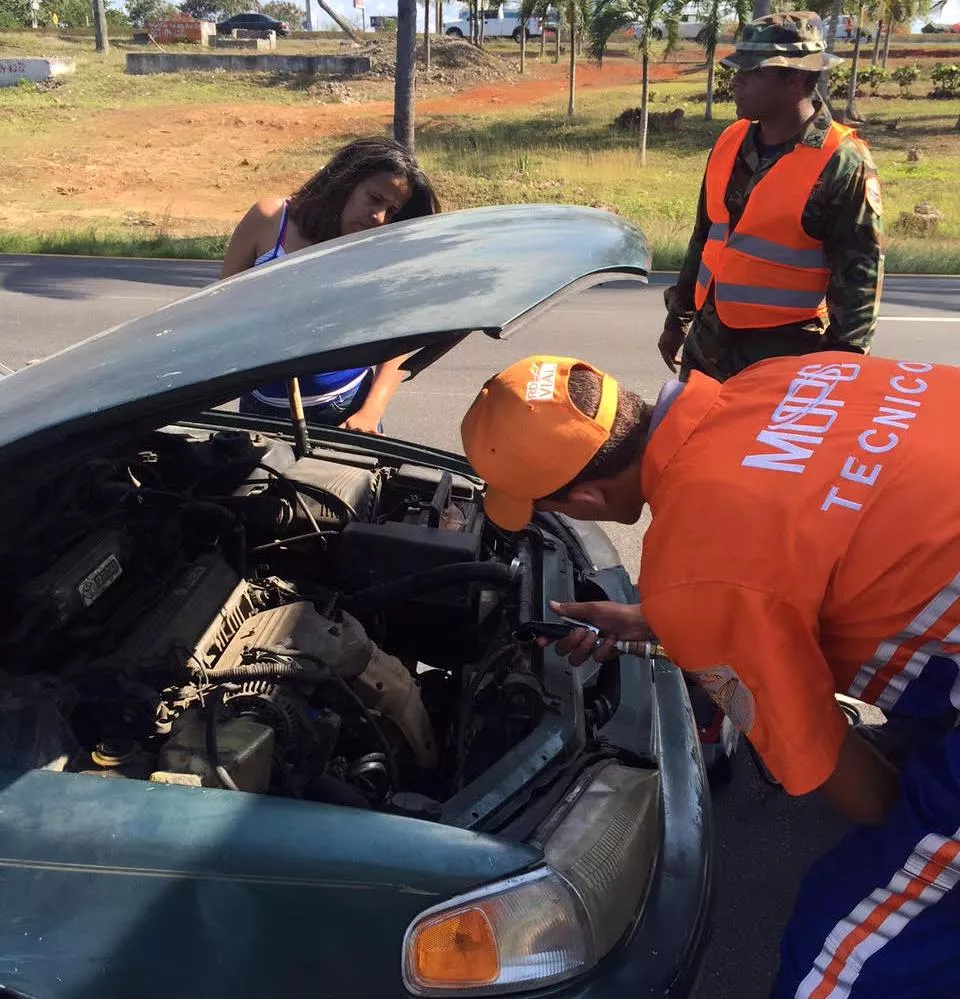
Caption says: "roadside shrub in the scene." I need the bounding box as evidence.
[891,64,921,97]
[0,10,23,28]
[930,62,960,98]
[713,63,734,102]
[860,65,887,95]
[828,65,851,98]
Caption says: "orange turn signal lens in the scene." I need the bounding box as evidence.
[412,907,500,987]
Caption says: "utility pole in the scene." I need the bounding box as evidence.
[304,0,313,32]
[92,0,109,52]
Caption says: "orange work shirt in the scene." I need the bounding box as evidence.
[639,352,960,795]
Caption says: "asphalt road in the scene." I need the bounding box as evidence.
[3,253,960,998]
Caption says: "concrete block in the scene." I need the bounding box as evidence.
[0,57,76,87]
[212,35,276,52]
[235,28,276,41]
[125,53,372,76]
[212,36,275,50]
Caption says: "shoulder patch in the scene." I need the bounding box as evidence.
[865,176,883,217]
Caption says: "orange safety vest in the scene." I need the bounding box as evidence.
[694,118,856,329]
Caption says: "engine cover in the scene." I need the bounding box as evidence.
[108,553,245,674]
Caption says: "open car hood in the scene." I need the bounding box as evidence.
[0,204,650,469]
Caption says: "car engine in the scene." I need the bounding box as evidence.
[0,426,574,817]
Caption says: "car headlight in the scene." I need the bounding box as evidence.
[402,763,660,996]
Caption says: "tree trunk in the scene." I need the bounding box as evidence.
[818,0,842,115]
[640,46,649,166]
[424,0,431,68]
[479,8,485,46]
[394,0,417,151]
[845,0,865,120]
[752,0,770,17]
[436,0,442,34]
[304,0,312,32]
[92,0,109,52]
[520,18,526,73]
[316,0,363,41]
[554,13,561,62]
[871,18,882,64]
[540,19,546,58]
[881,17,893,69]
[567,17,576,114]
[705,49,715,121]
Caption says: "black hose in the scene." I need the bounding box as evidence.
[207,659,322,682]
[204,686,241,792]
[341,561,519,614]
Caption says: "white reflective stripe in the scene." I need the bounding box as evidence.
[714,283,825,310]
[707,221,728,241]
[726,232,827,270]
[696,260,712,288]
[848,573,960,702]
[250,370,368,409]
[793,830,960,999]
[872,633,960,713]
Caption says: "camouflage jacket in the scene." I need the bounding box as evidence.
[664,102,885,380]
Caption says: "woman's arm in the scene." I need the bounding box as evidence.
[341,355,409,433]
[220,199,285,280]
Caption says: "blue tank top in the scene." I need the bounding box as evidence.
[249,201,369,407]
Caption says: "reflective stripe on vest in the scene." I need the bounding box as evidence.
[695,118,857,329]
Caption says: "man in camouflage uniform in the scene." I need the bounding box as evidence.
[658,12,885,382]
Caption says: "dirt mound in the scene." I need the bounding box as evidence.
[358,37,516,86]
[613,106,685,133]
[426,37,503,70]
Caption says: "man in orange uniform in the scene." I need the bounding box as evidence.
[461,353,959,998]
[658,12,884,382]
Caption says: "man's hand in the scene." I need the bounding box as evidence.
[339,408,383,434]
[540,599,652,667]
[658,325,686,373]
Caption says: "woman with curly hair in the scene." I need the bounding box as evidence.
[222,136,441,433]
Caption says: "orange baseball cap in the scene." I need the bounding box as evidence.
[460,355,619,531]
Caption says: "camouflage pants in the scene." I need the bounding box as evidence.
[679,320,828,383]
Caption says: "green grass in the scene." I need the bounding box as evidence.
[0,228,227,258]
[0,29,392,119]
[1,38,958,273]
[410,81,960,271]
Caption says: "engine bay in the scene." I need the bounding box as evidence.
[0,426,617,822]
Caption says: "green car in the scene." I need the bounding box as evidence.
[0,205,711,999]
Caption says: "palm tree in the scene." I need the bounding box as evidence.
[587,0,680,164]
[866,0,944,68]
[695,0,750,121]
[394,0,417,150]
[586,0,633,64]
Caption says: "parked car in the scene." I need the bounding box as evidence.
[444,6,543,41]
[216,11,289,36]
[0,205,711,999]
